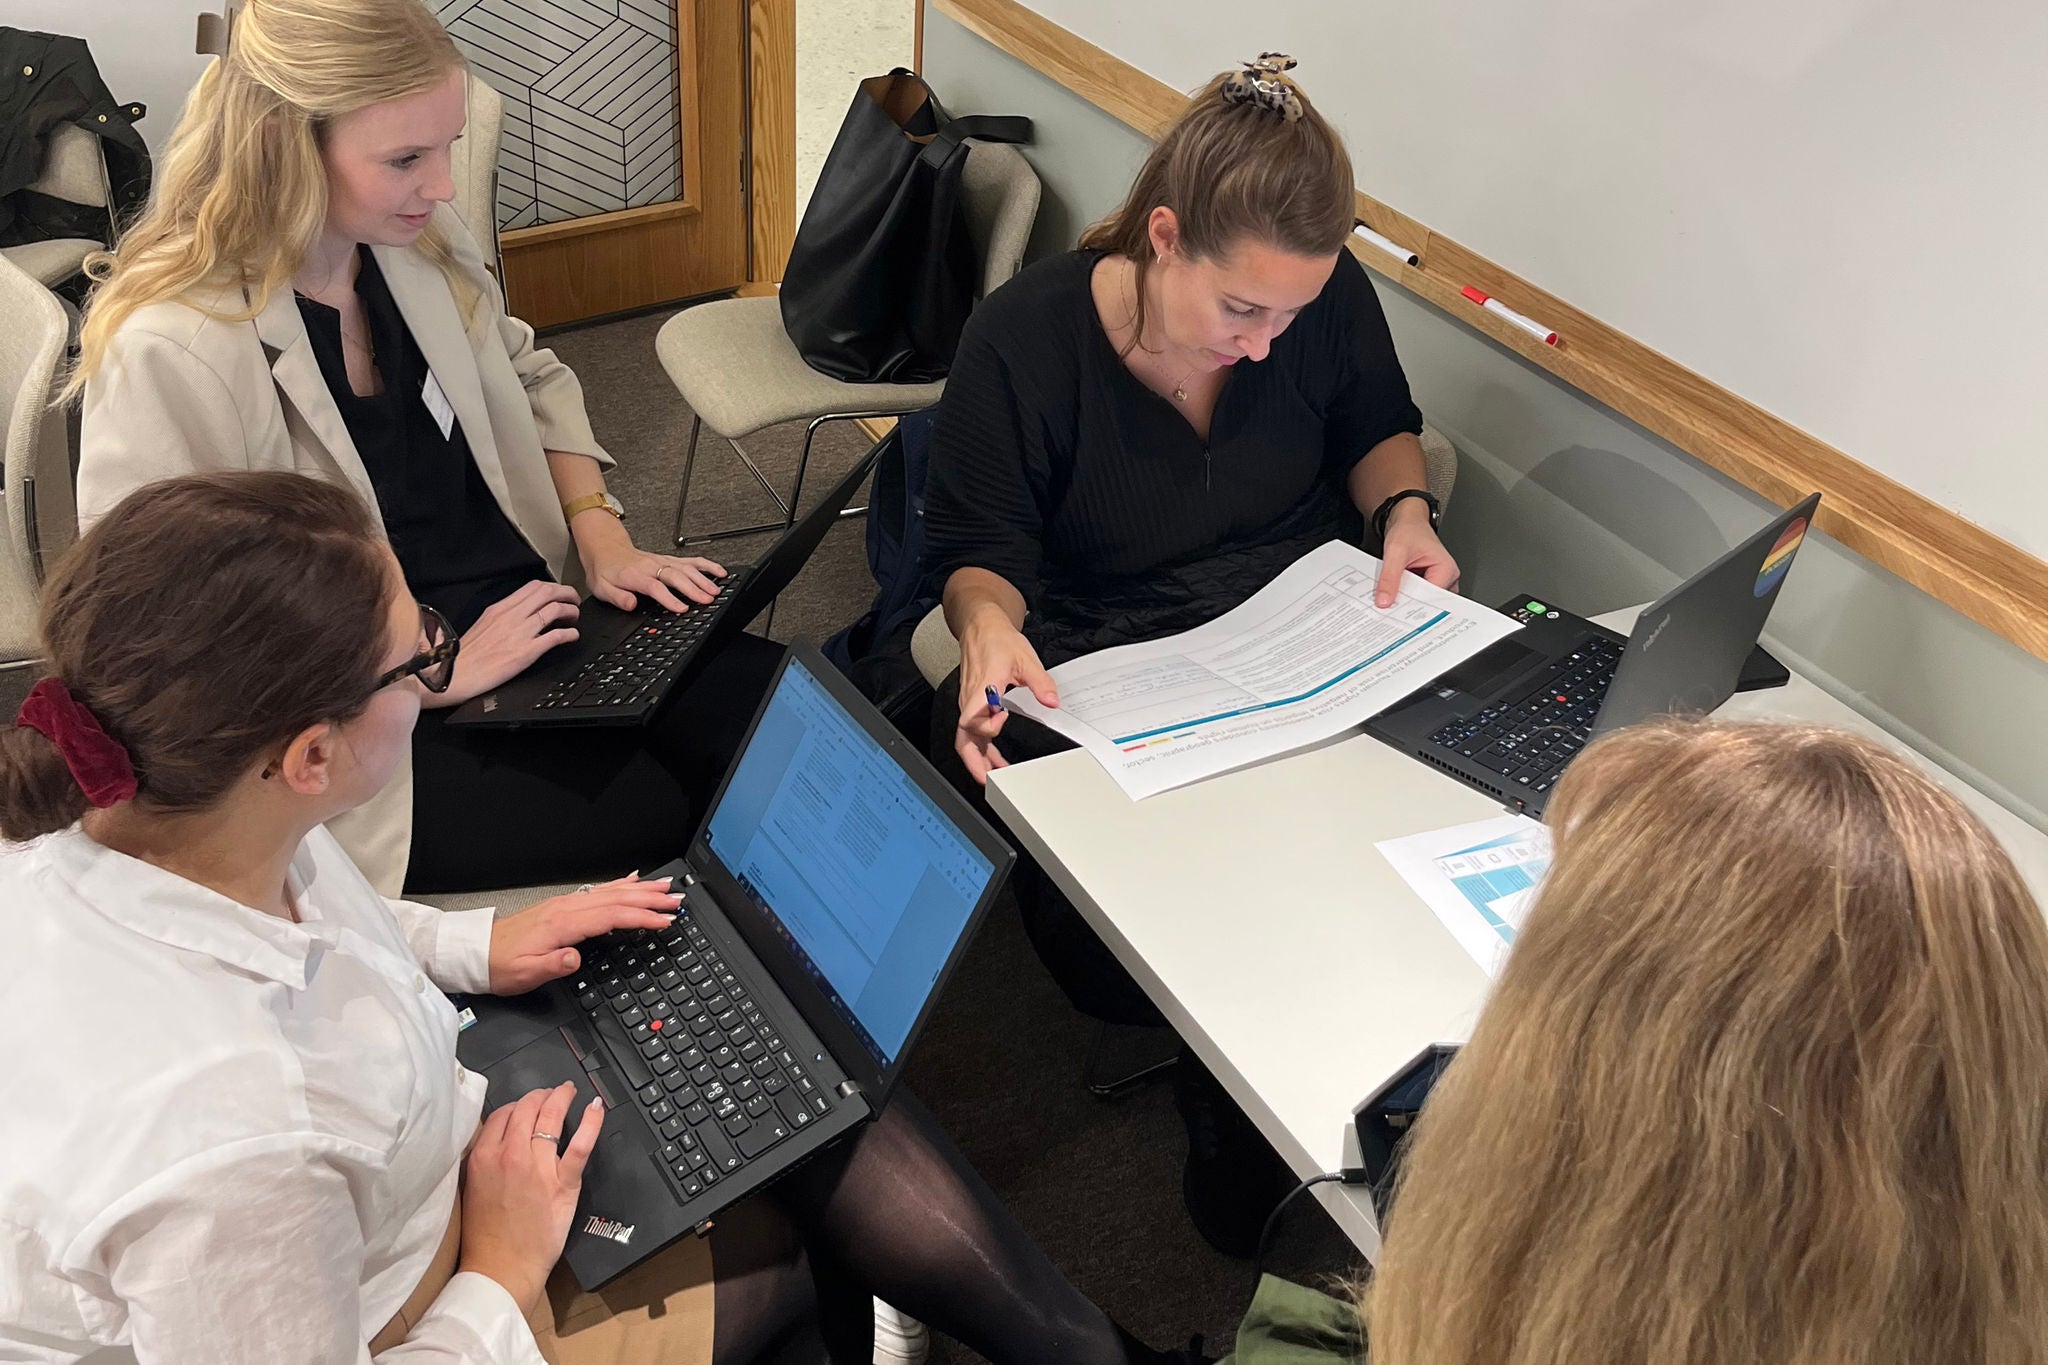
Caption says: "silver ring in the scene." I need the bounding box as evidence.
[531,1130,560,1143]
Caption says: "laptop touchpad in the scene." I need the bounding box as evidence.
[482,1029,615,1151]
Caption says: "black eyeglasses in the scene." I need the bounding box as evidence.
[373,602,459,695]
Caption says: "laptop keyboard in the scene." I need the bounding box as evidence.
[1425,637,1625,797]
[570,903,833,1201]
[532,570,751,714]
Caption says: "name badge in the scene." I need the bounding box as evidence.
[421,371,457,441]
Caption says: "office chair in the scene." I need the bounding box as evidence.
[654,139,1040,547]
[0,253,79,671]
[1,124,114,295]
[449,70,507,282]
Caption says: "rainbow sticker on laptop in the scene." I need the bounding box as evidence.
[1755,517,1808,597]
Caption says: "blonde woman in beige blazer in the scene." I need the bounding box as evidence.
[72,0,781,898]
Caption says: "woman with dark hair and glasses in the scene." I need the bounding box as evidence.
[0,471,1202,1365]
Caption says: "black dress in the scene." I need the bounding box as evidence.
[923,246,1422,668]
[296,249,781,893]
[921,246,1423,1025]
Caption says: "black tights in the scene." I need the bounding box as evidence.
[709,1094,1133,1365]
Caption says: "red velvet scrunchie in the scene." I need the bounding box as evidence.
[13,678,139,809]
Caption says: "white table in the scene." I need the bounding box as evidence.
[984,608,2048,1258]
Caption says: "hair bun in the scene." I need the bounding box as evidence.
[1221,53,1304,123]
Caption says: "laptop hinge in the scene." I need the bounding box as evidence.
[835,1079,863,1101]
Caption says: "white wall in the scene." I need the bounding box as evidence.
[1011,0,2048,561]
[11,1,214,158]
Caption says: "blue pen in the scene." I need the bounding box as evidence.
[984,686,1004,716]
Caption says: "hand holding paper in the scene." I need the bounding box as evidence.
[1001,541,1521,800]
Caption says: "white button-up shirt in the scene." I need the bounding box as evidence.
[0,825,549,1364]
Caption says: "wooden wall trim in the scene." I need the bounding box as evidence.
[933,0,2048,664]
[749,0,798,283]
[502,200,695,251]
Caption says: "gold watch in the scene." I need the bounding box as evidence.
[562,492,624,523]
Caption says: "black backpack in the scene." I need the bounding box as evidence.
[823,408,942,739]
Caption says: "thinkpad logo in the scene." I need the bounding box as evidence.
[1641,613,1671,650]
[583,1215,635,1245]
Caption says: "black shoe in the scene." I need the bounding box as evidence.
[1175,1052,1290,1259]
[1116,1324,1217,1365]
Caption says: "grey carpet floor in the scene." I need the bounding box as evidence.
[8,301,1362,1361]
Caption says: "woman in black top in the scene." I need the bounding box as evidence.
[926,57,1457,784]
[923,57,1459,1256]
[292,244,782,894]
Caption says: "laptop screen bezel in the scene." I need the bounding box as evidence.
[686,638,1017,1104]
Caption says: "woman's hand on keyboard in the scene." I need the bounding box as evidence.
[488,874,684,994]
[426,580,583,708]
[460,1081,604,1314]
[584,537,726,615]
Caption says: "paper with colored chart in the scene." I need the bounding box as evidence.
[1376,814,1553,978]
[1000,540,1522,800]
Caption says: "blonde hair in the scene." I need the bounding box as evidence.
[66,0,465,398]
[1078,64,1354,356]
[1367,720,2048,1365]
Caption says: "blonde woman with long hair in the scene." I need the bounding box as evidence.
[1219,719,2048,1365]
[71,0,778,899]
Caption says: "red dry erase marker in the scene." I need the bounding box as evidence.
[1461,286,1558,346]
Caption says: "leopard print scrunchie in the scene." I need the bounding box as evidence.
[1220,53,1303,124]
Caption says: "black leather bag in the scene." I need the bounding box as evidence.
[780,71,1029,384]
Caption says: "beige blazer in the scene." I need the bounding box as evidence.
[78,205,613,895]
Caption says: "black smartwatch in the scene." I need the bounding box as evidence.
[1370,488,1441,543]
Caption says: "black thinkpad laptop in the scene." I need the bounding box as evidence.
[1365,494,1820,817]
[447,442,880,729]
[454,640,1015,1288]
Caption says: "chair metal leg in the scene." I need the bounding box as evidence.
[671,413,704,548]
[1084,1020,1182,1098]
[678,433,798,547]
[678,409,898,548]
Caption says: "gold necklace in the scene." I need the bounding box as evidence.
[1123,257,1198,403]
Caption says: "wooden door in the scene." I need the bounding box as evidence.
[436,0,747,327]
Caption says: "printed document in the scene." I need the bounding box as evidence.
[1002,540,1521,799]
[1376,815,1552,978]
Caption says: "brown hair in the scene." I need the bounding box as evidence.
[1366,719,2048,1365]
[1079,64,1355,355]
[0,472,393,839]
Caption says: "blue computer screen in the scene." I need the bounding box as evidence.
[703,658,995,1066]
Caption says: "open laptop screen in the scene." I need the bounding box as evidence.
[702,657,996,1067]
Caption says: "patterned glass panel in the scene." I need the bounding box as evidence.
[434,0,685,231]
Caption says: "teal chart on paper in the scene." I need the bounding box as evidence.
[1377,814,1552,977]
[1434,832,1551,949]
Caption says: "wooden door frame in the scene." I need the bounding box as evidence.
[748,0,797,285]
[495,0,768,325]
